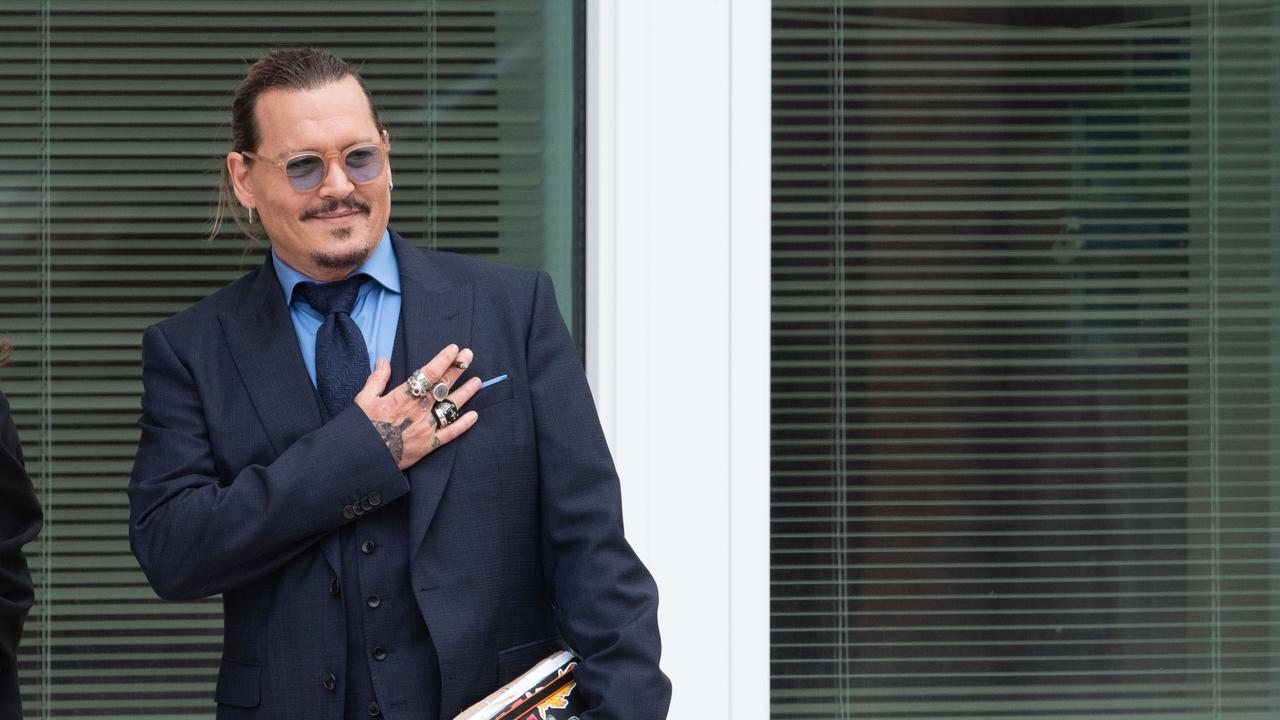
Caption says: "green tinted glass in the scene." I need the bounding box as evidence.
[3,1,582,716]
[772,1,1280,718]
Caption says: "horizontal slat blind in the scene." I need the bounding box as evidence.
[2,2,577,717]
[772,2,1279,718]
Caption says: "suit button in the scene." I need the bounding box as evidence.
[353,503,366,517]
[342,505,356,520]
[322,672,336,691]
[372,646,387,661]
[329,578,341,597]
[360,496,373,510]
[369,492,382,506]
[367,595,380,608]
[361,540,376,555]
[368,701,382,716]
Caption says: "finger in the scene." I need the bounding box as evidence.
[357,357,392,403]
[437,347,474,392]
[423,377,479,432]
[418,343,461,387]
[429,410,478,451]
[392,343,460,395]
[444,376,482,409]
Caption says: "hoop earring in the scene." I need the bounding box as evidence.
[388,180,394,191]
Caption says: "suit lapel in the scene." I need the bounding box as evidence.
[218,258,342,573]
[214,236,472,573]
[392,233,474,558]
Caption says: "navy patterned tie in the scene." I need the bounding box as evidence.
[296,274,371,420]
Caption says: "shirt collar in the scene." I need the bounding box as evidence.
[272,229,401,305]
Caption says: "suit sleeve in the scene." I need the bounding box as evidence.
[527,272,672,720]
[128,323,409,601]
[0,392,41,671]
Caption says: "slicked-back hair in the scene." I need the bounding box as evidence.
[212,47,387,242]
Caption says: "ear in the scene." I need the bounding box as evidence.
[381,130,391,188]
[227,152,256,210]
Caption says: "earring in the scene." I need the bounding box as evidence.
[247,207,254,224]
[389,180,394,191]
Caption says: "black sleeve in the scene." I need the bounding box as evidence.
[526,272,672,719]
[128,323,408,601]
[0,390,42,670]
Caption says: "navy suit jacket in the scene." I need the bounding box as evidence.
[1,390,42,720]
[128,233,670,719]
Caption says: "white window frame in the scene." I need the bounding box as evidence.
[585,1,771,718]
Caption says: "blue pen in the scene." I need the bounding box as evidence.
[479,374,508,389]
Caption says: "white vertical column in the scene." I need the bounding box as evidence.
[728,1,772,717]
[586,0,770,717]
[585,0,620,439]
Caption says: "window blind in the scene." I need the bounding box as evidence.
[772,2,1279,718]
[1,2,579,716]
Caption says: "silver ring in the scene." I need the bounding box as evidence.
[433,399,459,428]
[430,380,450,402]
[406,370,432,399]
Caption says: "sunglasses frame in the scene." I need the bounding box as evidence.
[240,137,391,192]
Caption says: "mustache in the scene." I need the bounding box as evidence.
[299,198,370,221]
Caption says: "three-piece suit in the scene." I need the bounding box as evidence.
[128,233,670,719]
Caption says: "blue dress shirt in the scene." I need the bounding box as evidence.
[271,230,402,386]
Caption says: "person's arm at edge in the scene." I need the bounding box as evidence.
[127,322,408,601]
[0,392,41,671]
[527,272,672,720]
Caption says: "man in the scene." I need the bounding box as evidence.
[128,48,669,720]
[2,343,43,720]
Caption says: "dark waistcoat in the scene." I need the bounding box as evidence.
[337,323,441,720]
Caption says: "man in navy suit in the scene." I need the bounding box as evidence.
[128,48,669,720]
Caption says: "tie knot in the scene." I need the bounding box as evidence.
[296,274,370,316]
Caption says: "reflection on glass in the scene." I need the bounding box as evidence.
[1,2,580,715]
[772,2,1280,717]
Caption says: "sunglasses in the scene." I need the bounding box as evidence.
[241,140,390,192]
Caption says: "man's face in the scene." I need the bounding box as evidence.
[228,76,391,281]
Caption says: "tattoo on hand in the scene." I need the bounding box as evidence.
[373,418,413,463]
[431,436,440,450]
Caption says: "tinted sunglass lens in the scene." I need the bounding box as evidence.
[286,155,325,190]
[344,147,383,183]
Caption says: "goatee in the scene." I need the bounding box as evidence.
[311,233,372,271]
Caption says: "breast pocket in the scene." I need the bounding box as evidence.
[463,374,514,413]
